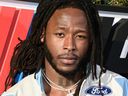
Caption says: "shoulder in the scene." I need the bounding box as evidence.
[105,69,128,88]
[97,65,128,85]
[1,73,43,96]
[79,66,128,96]
[101,70,128,95]
[6,73,35,92]
[97,67,128,91]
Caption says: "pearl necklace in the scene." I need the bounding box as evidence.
[42,71,81,96]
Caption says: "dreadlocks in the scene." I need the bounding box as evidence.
[5,0,104,91]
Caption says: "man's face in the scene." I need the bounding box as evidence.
[41,8,90,75]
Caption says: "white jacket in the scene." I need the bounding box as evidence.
[2,66,128,96]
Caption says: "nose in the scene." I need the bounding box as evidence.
[63,35,76,51]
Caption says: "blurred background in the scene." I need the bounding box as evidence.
[93,0,128,6]
[0,0,128,94]
[15,0,128,6]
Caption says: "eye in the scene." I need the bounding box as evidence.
[54,32,65,38]
[76,34,88,40]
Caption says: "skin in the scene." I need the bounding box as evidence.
[41,7,91,96]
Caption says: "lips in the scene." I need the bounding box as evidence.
[58,54,79,65]
[60,59,77,65]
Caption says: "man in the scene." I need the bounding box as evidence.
[2,0,128,96]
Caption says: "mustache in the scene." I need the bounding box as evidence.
[57,53,79,59]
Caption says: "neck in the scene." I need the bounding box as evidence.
[43,58,83,96]
[42,69,81,96]
[42,70,81,91]
[44,59,82,88]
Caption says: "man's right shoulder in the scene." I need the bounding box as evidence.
[7,74,34,91]
[1,73,44,96]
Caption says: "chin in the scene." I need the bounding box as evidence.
[55,66,80,76]
[49,59,81,76]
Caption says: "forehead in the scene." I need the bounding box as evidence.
[54,7,85,16]
[47,7,88,27]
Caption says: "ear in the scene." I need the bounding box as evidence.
[40,28,45,43]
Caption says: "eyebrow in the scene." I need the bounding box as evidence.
[58,25,87,30]
[58,26,67,29]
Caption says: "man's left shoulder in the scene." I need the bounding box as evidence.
[106,69,128,81]
[79,69,128,96]
[105,69,128,86]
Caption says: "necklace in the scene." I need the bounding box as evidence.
[42,71,81,96]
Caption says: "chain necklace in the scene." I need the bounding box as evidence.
[42,71,81,96]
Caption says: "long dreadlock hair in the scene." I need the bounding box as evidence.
[5,0,105,92]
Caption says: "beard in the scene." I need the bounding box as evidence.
[43,42,88,77]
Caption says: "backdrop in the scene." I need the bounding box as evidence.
[0,0,128,94]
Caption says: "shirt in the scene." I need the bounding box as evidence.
[1,66,128,96]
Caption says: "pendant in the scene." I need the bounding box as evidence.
[67,90,74,96]
[67,93,74,96]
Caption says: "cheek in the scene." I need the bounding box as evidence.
[46,36,62,56]
[77,41,89,56]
